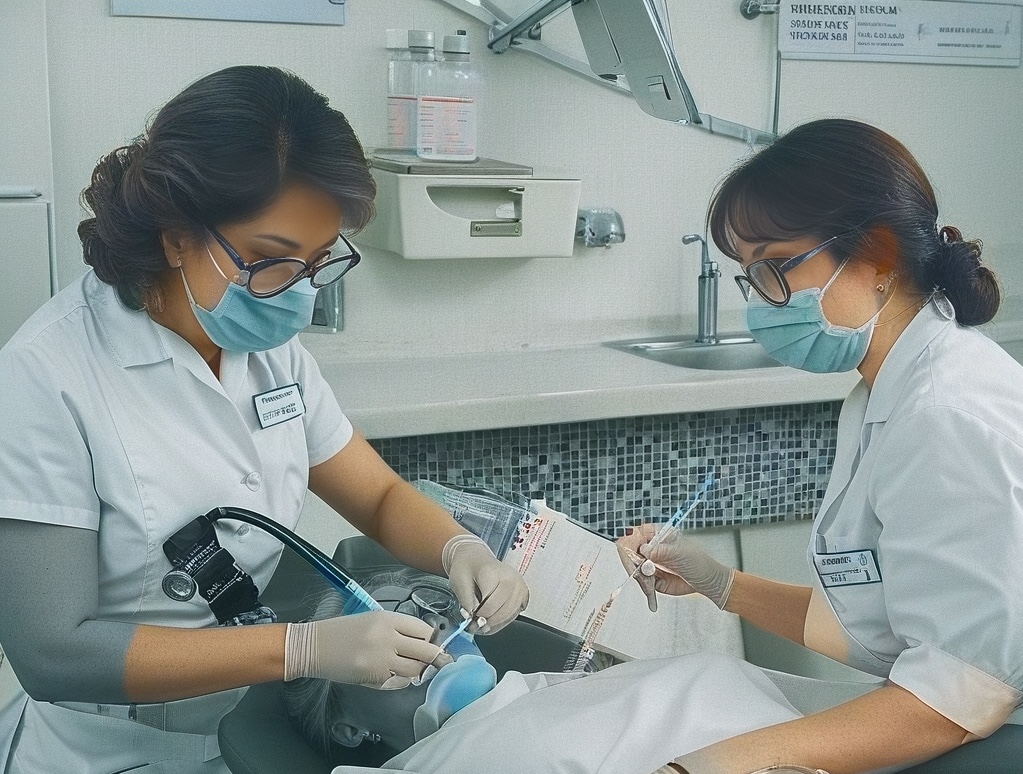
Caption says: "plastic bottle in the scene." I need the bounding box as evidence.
[385,29,412,151]
[417,30,480,162]
[387,29,434,152]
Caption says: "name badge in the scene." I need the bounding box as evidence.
[253,383,305,429]
[814,549,882,588]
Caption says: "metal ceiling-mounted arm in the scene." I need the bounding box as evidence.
[488,0,565,53]
[437,0,776,145]
[739,0,781,19]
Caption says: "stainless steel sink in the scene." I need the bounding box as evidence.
[606,335,783,371]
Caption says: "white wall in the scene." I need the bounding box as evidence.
[41,0,1023,362]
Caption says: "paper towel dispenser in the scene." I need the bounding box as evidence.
[354,154,581,260]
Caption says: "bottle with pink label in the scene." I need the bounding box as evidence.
[416,30,480,162]
[387,29,434,152]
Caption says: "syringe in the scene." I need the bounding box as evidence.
[644,472,716,554]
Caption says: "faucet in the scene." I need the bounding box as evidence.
[682,233,720,344]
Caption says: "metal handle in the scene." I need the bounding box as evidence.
[0,187,42,199]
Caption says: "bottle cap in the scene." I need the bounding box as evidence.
[408,29,435,50]
[385,28,408,50]
[442,29,470,55]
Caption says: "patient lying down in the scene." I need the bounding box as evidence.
[283,571,827,774]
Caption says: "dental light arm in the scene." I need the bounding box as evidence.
[475,0,776,144]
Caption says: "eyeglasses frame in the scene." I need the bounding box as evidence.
[734,232,847,307]
[205,226,362,299]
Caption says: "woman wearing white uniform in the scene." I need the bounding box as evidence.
[321,119,1022,774]
[615,118,1023,773]
[0,66,526,774]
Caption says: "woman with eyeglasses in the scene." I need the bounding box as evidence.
[0,66,526,773]
[614,118,1023,773]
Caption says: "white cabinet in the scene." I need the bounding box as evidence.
[0,200,52,344]
[1,0,55,347]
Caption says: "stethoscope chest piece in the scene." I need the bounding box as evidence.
[162,569,198,602]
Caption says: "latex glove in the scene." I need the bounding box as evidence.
[616,524,734,613]
[442,534,529,634]
[284,610,452,688]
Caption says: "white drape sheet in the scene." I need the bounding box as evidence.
[332,652,834,774]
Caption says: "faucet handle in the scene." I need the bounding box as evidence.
[682,233,716,274]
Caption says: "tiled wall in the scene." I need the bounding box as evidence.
[370,401,841,537]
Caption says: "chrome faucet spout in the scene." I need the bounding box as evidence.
[682,233,720,344]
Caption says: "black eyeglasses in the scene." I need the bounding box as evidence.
[735,232,848,307]
[205,226,361,298]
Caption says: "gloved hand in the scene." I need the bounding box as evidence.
[284,610,452,688]
[616,524,734,613]
[443,534,529,634]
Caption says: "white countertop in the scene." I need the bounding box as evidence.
[311,343,861,439]
[305,299,1023,440]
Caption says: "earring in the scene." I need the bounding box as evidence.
[174,254,183,269]
[876,283,885,293]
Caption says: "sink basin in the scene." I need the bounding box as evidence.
[606,335,783,371]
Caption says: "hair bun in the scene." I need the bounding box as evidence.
[939,225,963,244]
[931,232,998,326]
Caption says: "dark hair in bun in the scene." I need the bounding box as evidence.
[708,118,999,326]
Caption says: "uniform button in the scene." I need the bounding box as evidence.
[244,472,261,491]
[237,524,251,536]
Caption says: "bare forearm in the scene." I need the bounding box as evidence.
[309,436,465,576]
[370,480,463,575]
[722,570,812,645]
[674,683,966,774]
[123,622,287,702]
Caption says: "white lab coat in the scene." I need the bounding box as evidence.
[0,271,353,773]
[803,297,1023,737]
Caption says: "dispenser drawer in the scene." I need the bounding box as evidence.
[354,169,581,259]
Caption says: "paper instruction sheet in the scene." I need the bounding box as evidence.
[503,502,743,662]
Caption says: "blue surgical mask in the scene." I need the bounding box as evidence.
[179,253,317,352]
[745,261,881,374]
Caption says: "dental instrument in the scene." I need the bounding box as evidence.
[645,473,716,553]
[199,507,385,614]
[439,615,474,653]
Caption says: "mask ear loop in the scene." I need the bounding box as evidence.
[874,273,927,327]
[818,256,850,297]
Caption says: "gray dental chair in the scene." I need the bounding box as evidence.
[218,536,579,774]
[218,537,1022,774]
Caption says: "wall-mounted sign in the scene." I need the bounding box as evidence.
[110,0,345,26]
[779,0,1022,65]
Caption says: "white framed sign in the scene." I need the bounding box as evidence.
[110,0,346,26]
[779,0,1022,65]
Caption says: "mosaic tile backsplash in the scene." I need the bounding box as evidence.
[370,402,842,538]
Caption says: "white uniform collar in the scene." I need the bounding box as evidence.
[863,294,956,425]
[85,271,173,368]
